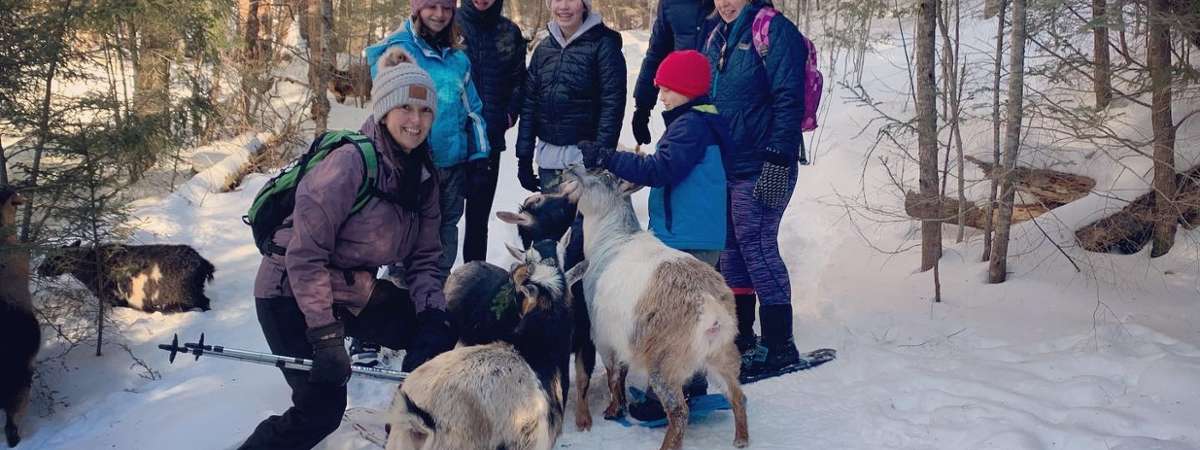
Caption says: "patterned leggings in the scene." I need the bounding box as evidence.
[719,174,796,306]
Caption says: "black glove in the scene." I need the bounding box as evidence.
[401,308,457,372]
[306,322,351,386]
[753,158,794,210]
[467,157,493,194]
[631,107,652,145]
[578,140,615,170]
[517,157,541,192]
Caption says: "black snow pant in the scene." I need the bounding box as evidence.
[238,280,417,450]
[462,149,503,263]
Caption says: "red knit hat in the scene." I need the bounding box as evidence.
[654,50,712,99]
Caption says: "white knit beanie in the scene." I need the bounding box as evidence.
[371,47,438,121]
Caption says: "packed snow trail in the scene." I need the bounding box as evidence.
[17,21,1200,450]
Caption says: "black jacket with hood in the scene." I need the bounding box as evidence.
[516,13,627,158]
[456,0,527,148]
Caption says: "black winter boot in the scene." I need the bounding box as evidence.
[739,304,802,383]
[628,373,708,422]
[734,294,758,354]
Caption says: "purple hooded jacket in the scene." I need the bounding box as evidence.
[253,117,445,328]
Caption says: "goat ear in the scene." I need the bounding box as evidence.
[505,242,526,261]
[519,285,540,316]
[496,211,533,226]
[618,180,644,197]
[563,260,588,287]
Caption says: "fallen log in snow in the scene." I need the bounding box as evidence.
[966,155,1095,205]
[904,191,1049,229]
[1075,166,1200,254]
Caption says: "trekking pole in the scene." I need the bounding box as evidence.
[158,334,408,383]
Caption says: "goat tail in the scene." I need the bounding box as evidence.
[389,391,437,449]
[695,292,738,356]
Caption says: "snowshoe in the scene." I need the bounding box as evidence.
[739,347,837,384]
[619,387,733,428]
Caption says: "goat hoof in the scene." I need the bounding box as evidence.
[575,414,592,432]
[603,406,626,421]
[734,437,749,448]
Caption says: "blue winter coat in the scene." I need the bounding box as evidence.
[366,19,490,168]
[633,0,715,109]
[702,2,806,180]
[604,98,730,250]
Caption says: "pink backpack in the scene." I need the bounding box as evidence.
[752,7,822,133]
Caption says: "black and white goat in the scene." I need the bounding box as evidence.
[497,191,602,431]
[38,242,215,313]
[559,166,749,450]
[1,186,39,448]
[386,241,575,450]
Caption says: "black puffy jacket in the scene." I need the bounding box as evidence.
[633,0,715,109]
[456,0,526,149]
[516,18,627,159]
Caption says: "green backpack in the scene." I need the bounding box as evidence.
[243,130,380,255]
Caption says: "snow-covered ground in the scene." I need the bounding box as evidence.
[14,8,1200,450]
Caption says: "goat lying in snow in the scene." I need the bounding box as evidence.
[497,190,603,430]
[386,242,576,450]
[559,166,749,450]
[0,186,39,448]
[38,242,215,313]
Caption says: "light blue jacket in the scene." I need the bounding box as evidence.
[366,19,490,168]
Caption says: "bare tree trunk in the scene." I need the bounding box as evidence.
[21,0,74,242]
[297,0,312,45]
[938,0,966,243]
[1149,0,1177,257]
[131,17,173,181]
[272,2,296,60]
[88,150,104,357]
[983,0,1007,262]
[309,0,333,134]
[240,0,262,121]
[989,0,1026,284]
[917,0,941,272]
[1116,0,1132,66]
[0,139,7,186]
[1094,0,1113,109]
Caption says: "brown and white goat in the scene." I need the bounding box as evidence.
[386,242,577,450]
[1,185,39,448]
[559,166,749,450]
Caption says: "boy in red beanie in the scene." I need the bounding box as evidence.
[580,49,733,421]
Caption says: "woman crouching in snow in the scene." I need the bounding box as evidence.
[239,49,457,450]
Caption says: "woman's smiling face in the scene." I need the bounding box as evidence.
[715,0,748,23]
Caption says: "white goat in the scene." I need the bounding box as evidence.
[558,166,749,450]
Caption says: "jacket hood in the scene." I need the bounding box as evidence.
[662,99,734,158]
[460,0,505,23]
[547,11,604,47]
